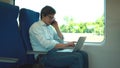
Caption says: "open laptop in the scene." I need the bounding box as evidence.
[57,36,86,52]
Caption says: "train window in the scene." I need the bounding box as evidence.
[15,0,105,44]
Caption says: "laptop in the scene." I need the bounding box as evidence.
[57,36,86,52]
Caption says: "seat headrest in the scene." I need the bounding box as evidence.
[0,2,19,19]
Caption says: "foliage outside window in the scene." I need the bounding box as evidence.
[60,16,104,35]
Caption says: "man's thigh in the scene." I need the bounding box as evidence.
[44,51,83,67]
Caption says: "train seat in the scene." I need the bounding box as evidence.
[0,2,28,68]
[19,8,47,68]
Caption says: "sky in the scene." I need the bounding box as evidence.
[16,0,104,24]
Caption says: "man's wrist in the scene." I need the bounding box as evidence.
[64,43,69,47]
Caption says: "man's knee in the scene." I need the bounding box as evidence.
[77,50,88,57]
[72,52,83,61]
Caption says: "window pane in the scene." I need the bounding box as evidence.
[15,0,105,43]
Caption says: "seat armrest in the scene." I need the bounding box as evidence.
[0,57,18,63]
[27,50,47,55]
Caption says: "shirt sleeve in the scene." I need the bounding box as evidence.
[53,32,64,43]
[49,26,64,43]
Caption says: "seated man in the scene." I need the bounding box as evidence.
[29,6,88,68]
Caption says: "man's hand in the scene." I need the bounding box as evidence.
[67,41,76,47]
[51,20,58,28]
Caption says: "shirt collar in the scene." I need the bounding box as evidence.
[38,20,48,26]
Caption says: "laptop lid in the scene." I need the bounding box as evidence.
[73,36,86,52]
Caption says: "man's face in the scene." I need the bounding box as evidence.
[44,14,55,25]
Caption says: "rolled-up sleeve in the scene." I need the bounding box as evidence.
[53,32,64,43]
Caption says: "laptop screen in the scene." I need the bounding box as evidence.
[73,36,86,52]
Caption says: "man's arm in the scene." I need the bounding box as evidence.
[51,20,63,40]
[54,41,75,49]
[51,20,75,49]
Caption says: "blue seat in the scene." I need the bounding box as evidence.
[19,8,40,64]
[19,8,39,52]
[19,8,47,66]
[0,2,28,68]
[19,8,49,68]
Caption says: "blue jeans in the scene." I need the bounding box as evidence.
[40,49,88,68]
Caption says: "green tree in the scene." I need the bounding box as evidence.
[60,16,104,35]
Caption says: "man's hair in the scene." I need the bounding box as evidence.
[40,6,56,19]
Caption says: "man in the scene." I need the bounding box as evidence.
[29,5,88,68]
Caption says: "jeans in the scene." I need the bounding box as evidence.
[39,49,88,68]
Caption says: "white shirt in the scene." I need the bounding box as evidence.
[29,20,63,58]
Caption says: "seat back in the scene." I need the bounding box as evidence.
[0,2,27,67]
[19,8,39,63]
